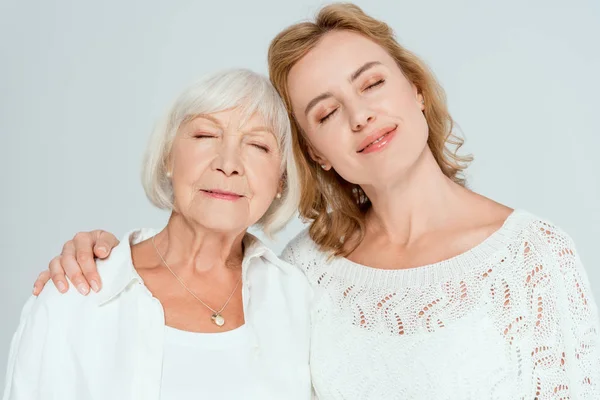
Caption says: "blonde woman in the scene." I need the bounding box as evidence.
[32,3,600,399]
[4,70,312,400]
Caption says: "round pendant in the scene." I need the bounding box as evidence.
[211,313,225,327]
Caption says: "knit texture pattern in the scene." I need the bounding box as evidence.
[282,210,600,399]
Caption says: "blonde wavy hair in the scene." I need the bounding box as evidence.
[268,3,472,256]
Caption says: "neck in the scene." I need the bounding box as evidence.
[360,147,471,245]
[153,212,245,275]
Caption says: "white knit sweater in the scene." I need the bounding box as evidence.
[281,210,600,399]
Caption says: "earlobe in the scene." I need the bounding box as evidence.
[164,157,174,179]
[307,144,331,170]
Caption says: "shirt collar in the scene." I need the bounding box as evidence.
[95,229,154,306]
[96,228,291,306]
[241,232,291,272]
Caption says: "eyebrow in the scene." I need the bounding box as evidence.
[350,61,382,82]
[304,92,334,117]
[188,114,220,125]
[242,126,278,141]
[303,61,383,117]
[246,126,272,134]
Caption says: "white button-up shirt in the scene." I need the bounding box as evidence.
[3,229,313,400]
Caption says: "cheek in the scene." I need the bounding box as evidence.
[378,87,428,135]
[404,100,429,138]
[246,156,280,195]
[171,140,208,175]
[243,152,281,210]
[305,127,351,164]
[170,147,212,206]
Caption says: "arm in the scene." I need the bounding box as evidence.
[3,296,48,400]
[526,224,600,398]
[32,230,120,296]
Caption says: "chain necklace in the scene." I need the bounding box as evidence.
[151,236,242,327]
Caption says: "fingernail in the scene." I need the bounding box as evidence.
[57,281,67,293]
[90,280,100,292]
[77,283,89,295]
[32,285,39,295]
[97,247,107,256]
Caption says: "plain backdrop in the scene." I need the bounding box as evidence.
[1,0,599,387]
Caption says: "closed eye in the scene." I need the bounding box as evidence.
[364,79,385,91]
[251,143,270,152]
[319,108,338,124]
[193,133,217,139]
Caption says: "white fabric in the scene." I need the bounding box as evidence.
[160,325,260,399]
[282,209,600,399]
[3,229,313,400]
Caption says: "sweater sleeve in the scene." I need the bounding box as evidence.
[2,294,50,400]
[525,222,600,399]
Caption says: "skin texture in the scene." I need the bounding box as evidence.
[34,30,511,294]
[168,109,281,236]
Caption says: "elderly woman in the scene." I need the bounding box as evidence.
[3,69,312,400]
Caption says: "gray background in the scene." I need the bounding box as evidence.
[1,0,599,387]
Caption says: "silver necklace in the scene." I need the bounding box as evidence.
[151,236,242,327]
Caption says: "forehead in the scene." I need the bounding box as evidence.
[187,107,269,130]
[288,30,395,98]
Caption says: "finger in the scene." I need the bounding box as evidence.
[71,232,104,293]
[92,230,119,259]
[32,270,51,296]
[48,256,69,294]
[62,235,92,295]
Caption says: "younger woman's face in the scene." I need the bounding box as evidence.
[287,30,428,188]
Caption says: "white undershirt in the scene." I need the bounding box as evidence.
[159,324,261,400]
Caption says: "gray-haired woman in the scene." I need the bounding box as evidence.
[3,69,312,400]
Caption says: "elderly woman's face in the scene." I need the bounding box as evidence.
[169,108,282,233]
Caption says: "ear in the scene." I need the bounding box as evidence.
[413,85,425,111]
[307,144,332,171]
[164,156,174,179]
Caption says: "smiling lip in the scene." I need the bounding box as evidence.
[200,189,243,201]
[357,126,398,154]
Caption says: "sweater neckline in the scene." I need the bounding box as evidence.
[328,209,535,288]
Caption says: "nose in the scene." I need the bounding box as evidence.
[348,100,375,132]
[211,140,244,176]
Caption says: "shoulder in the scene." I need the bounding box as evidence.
[507,209,577,255]
[244,239,314,315]
[250,239,312,290]
[280,228,325,267]
[502,210,589,291]
[34,228,155,316]
[25,275,94,332]
[507,211,599,327]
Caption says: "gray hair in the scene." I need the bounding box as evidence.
[141,69,300,235]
